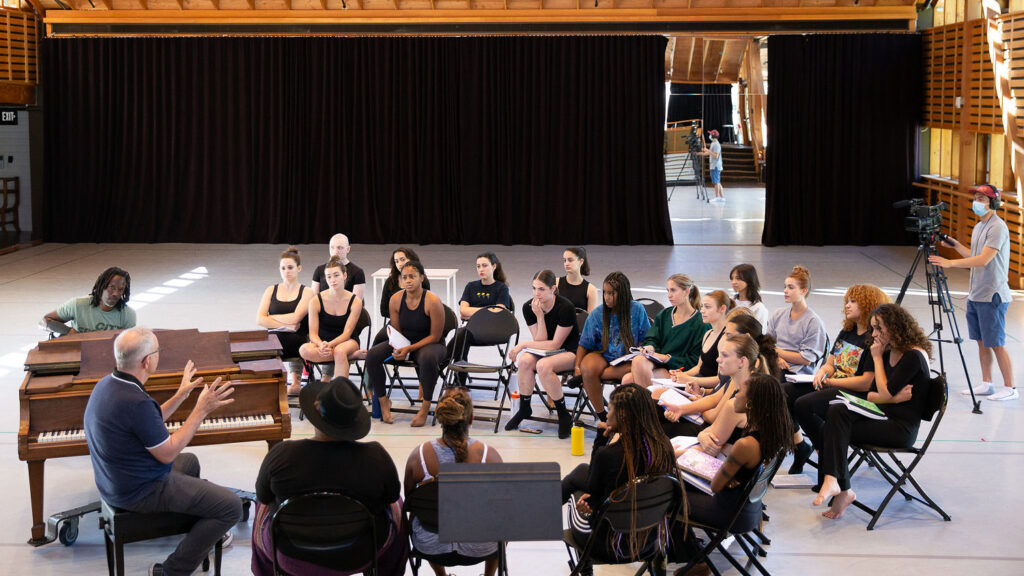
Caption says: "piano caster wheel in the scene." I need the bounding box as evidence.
[241,501,251,523]
[58,519,79,546]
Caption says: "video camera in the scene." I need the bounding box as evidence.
[685,120,703,152]
[894,198,949,244]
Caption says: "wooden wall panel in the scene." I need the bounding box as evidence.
[0,9,37,89]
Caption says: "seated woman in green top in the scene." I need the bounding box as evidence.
[42,267,136,334]
[622,274,709,388]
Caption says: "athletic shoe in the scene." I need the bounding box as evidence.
[961,381,994,396]
[219,531,234,550]
[987,388,1018,401]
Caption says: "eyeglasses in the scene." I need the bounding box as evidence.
[144,348,161,360]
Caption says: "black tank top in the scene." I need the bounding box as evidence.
[731,430,762,487]
[399,290,432,343]
[698,328,726,378]
[317,292,353,342]
[557,277,590,311]
[269,284,308,332]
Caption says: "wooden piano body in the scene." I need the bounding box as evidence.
[18,328,291,545]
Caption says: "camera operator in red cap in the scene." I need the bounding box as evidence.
[929,183,1016,401]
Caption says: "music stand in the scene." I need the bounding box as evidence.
[439,462,563,576]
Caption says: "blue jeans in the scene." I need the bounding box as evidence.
[127,453,242,576]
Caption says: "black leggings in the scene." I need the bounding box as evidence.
[819,403,918,491]
[365,341,448,403]
[781,379,814,432]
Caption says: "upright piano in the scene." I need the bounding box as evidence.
[17,328,291,545]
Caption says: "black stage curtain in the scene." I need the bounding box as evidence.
[763,34,922,246]
[667,83,734,142]
[42,36,671,245]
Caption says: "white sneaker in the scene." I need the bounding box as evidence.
[961,381,994,396]
[987,388,1018,402]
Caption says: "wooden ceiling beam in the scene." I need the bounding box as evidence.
[42,6,920,27]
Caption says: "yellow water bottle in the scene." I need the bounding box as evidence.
[571,422,585,456]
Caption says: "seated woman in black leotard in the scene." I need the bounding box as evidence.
[299,256,363,383]
[813,304,932,521]
[257,247,314,395]
[672,370,793,575]
[365,260,447,427]
[557,247,600,312]
[378,247,431,321]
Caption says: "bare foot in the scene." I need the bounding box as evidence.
[287,383,302,396]
[813,477,841,507]
[410,408,429,427]
[822,490,857,520]
[379,397,394,424]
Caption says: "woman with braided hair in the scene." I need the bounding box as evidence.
[403,387,502,576]
[673,370,793,575]
[562,384,681,570]
[575,272,651,420]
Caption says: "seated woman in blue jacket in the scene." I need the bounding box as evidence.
[573,271,650,421]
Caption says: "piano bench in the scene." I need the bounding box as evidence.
[97,499,223,576]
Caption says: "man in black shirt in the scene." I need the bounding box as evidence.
[311,233,366,300]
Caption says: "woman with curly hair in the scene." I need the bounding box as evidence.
[574,272,651,419]
[562,384,681,569]
[404,388,502,576]
[813,303,933,520]
[674,370,793,574]
[790,284,890,473]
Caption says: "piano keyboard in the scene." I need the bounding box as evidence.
[37,414,276,444]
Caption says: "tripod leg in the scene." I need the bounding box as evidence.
[925,257,982,414]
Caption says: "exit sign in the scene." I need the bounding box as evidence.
[0,110,17,125]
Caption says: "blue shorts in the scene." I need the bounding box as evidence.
[710,169,721,184]
[966,293,1008,347]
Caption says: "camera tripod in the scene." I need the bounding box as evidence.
[896,237,981,414]
[689,146,709,203]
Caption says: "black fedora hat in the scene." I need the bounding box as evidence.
[300,377,371,441]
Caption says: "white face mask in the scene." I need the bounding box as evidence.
[972,201,990,218]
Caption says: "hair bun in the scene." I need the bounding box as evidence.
[435,397,465,426]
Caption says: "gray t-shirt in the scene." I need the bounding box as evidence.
[766,305,827,375]
[710,140,723,171]
[968,215,1013,304]
[56,296,137,332]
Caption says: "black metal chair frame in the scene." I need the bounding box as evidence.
[439,305,520,432]
[636,297,666,323]
[404,480,501,576]
[270,491,382,576]
[845,371,951,530]
[675,449,786,576]
[564,474,683,576]
[97,499,223,576]
[383,304,459,416]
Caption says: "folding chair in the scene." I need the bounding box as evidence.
[636,297,665,322]
[271,491,386,576]
[404,481,498,575]
[454,296,516,399]
[384,304,459,415]
[846,371,951,530]
[441,306,519,432]
[676,449,786,576]
[564,474,683,576]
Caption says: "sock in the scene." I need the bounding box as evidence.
[553,398,569,415]
[517,394,533,413]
